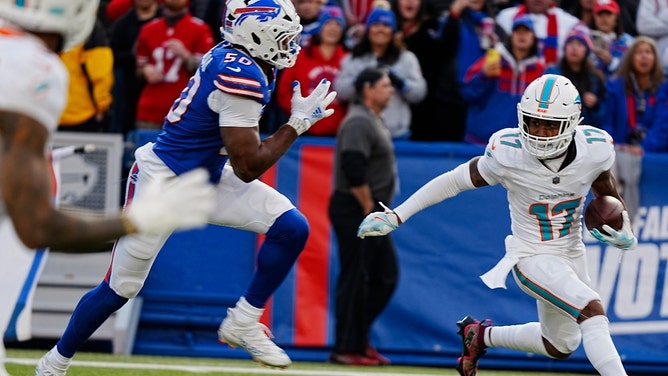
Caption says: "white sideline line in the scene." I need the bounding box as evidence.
[7,358,448,376]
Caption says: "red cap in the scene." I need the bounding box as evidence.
[593,0,620,15]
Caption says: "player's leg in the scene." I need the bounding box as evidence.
[512,254,627,375]
[578,300,627,376]
[212,163,307,367]
[457,254,591,376]
[0,340,8,376]
[37,154,172,375]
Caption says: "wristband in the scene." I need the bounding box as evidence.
[287,116,309,135]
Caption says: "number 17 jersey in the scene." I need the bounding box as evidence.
[477,125,616,256]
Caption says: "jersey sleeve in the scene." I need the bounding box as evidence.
[577,125,615,172]
[208,90,263,128]
[213,54,271,104]
[0,36,68,133]
[476,130,514,186]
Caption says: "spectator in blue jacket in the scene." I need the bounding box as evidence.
[460,15,545,145]
[602,36,668,218]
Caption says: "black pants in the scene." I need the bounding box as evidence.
[328,192,399,354]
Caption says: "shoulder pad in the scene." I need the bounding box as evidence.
[484,128,525,167]
[212,46,270,103]
[574,125,615,164]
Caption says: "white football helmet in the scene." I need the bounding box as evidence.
[517,74,582,159]
[0,0,99,52]
[221,0,302,69]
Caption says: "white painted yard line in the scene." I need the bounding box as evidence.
[7,358,451,376]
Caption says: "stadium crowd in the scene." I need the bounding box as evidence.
[72,0,667,224]
[89,0,668,148]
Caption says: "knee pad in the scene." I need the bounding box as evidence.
[108,235,166,298]
[108,267,146,299]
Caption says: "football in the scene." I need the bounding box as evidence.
[584,195,624,235]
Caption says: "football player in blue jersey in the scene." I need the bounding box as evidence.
[36,0,337,373]
[358,74,636,376]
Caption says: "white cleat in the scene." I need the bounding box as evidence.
[218,308,291,368]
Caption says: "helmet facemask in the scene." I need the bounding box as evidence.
[517,74,583,159]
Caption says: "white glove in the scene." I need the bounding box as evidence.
[124,168,215,234]
[590,210,638,250]
[287,79,337,135]
[357,202,400,239]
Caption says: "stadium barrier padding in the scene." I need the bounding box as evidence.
[129,131,668,374]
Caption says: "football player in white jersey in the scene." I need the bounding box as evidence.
[358,74,637,376]
[35,0,337,374]
[0,1,215,375]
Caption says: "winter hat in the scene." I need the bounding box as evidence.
[593,0,620,15]
[318,5,346,30]
[365,7,397,32]
[565,25,594,54]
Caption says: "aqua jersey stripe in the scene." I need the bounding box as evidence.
[16,0,25,6]
[513,265,581,319]
[538,76,556,110]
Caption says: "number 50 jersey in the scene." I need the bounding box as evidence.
[153,42,276,184]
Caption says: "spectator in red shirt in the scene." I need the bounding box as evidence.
[277,5,349,136]
[135,0,214,129]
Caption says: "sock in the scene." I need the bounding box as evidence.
[57,282,128,358]
[45,345,71,372]
[581,316,627,376]
[244,209,308,307]
[232,297,264,325]
[486,322,551,357]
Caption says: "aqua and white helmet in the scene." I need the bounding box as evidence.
[0,0,100,52]
[518,74,582,159]
[221,0,302,69]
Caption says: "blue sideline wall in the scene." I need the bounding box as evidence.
[131,133,668,374]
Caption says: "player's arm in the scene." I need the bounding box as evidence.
[589,169,637,250]
[221,125,299,182]
[590,169,625,208]
[220,79,336,182]
[0,112,214,250]
[357,157,487,238]
[0,111,127,249]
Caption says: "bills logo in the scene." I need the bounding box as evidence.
[233,6,280,25]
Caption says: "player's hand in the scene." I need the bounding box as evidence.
[124,168,215,234]
[287,79,337,135]
[590,210,638,250]
[357,202,400,239]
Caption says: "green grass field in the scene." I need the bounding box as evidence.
[6,349,589,376]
